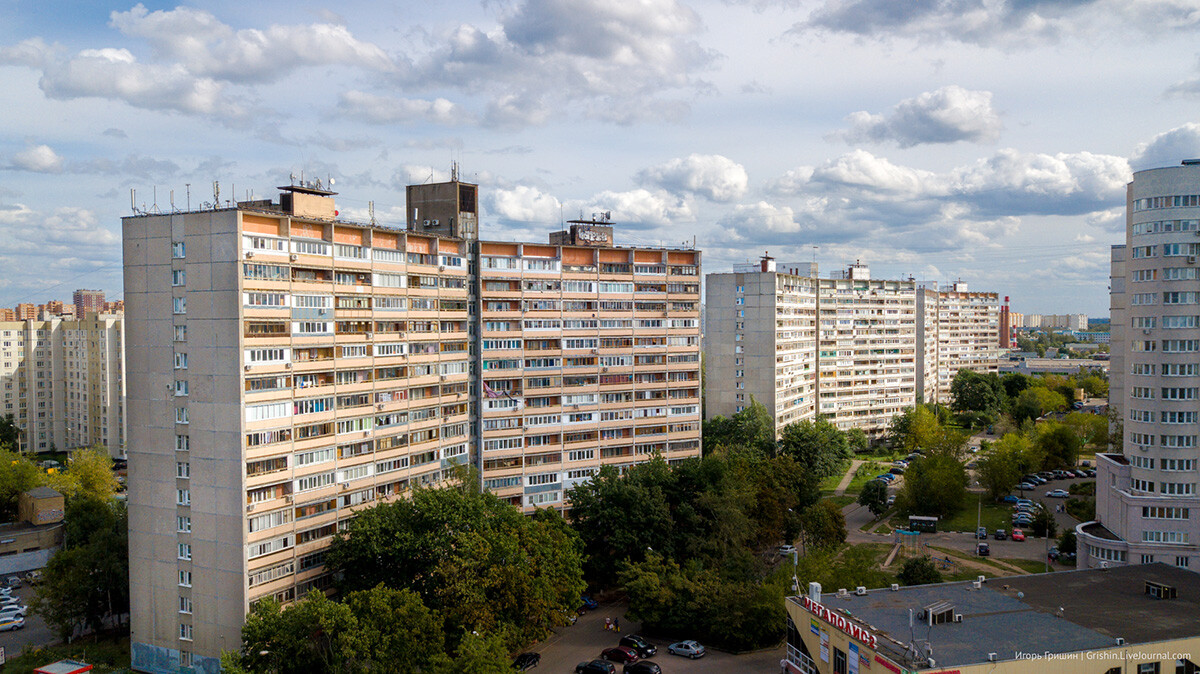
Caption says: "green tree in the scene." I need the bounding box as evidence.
[0,414,19,450]
[1031,507,1057,538]
[778,418,851,480]
[1036,423,1082,470]
[858,479,889,517]
[325,483,585,650]
[33,497,129,640]
[888,406,940,454]
[703,397,775,455]
[976,440,1022,499]
[1001,373,1032,402]
[45,446,119,501]
[0,448,42,519]
[897,556,943,586]
[845,428,869,454]
[796,500,846,551]
[224,592,358,674]
[341,586,447,672]
[897,454,967,518]
[1107,405,1124,453]
[950,370,1001,413]
[1013,387,1068,423]
[1062,412,1108,448]
[1058,530,1077,555]
[426,631,513,674]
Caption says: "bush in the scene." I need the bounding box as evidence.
[897,556,943,586]
[1065,498,1095,522]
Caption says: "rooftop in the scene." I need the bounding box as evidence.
[794,563,1200,670]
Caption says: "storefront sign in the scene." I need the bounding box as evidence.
[820,630,829,663]
[849,642,860,674]
[577,228,608,243]
[802,595,879,650]
[874,655,902,674]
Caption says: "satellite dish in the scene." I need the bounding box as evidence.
[329,178,335,186]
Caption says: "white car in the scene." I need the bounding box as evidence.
[668,640,706,659]
[1046,489,1070,498]
[0,604,28,617]
[0,617,23,631]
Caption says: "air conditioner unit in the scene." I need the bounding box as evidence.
[890,584,899,591]
[1115,637,1125,646]
[601,367,609,372]
[439,266,446,272]
[284,494,293,503]
[244,365,251,372]
[855,586,866,596]
[245,251,254,259]
[837,588,848,597]
[364,332,373,339]
[432,219,440,226]
[341,482,351,490]
[1189,256,1197,264]
[284,362,292,369]
[397,332,405,339]
[953,613,963,623]
[988,653,998,662]
[377,403,385,411]
[246,504,255,512]
[1144,329,1152,335]
[972,580,982,589]
[423,220,431,227]
[290,253,298,261]
[978,575,986,583]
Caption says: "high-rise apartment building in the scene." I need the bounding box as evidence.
[1081,161,1200,571]
[124,180,701,672]
[476,220,702,510]
[707,259,919,436]
[73,289,106,318]
[917,282,1001,404]
[0,314,125,455]
[707,260,1000,435]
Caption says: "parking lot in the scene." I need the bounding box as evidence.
[531,599,786,673]
[0,582,55,657]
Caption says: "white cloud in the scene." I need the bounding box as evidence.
[336,90,470,125]
[637,154,749,202]
[10,145,64,173]
[486,185,562,224]
[718,202,801,235]
[574,188,694,229]
[109,4,396,83]
[835,86,1002,147]
[394,165,451,188]
[1131,123,1200,170]
[798,0,1200,46]
[37,47,239,118]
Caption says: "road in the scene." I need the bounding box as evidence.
[532,599,786,673]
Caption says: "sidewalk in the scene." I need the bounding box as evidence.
[833,460,865,495]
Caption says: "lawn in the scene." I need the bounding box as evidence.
[1003,558,1054,574]
[823,494,856,510]
[5,634,130,674]
[819,460,852,493]
[937,492,1019,534]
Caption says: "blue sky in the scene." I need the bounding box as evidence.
[4,1,1200,315]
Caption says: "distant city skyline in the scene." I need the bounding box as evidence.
[6,1,1200,315]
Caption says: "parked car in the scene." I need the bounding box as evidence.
[5,577,20,589]
[667,641,706,659]
[580,595,599,611]
[576,660,616,674]
[623,663,662,674]
[976,542,990,557]
[1011,529,1026,542]
[889,467,905,475]
[1073,469,1088,478]
[1012,516,1033,526]
[976,527,988,539]
[1017,482,1036,491]
[1060,552,1077,565]
[1046,489,1070,498]
[0,604,28,617]
[1047,547,1060,561]
[875,474,895,482]
[778,544,797,556]
[1000,495,1019,504]
[886,495,896,506]
[894,460,909,468]
[1037,471,1056,481]
[0,617,23,632]
[1053,470,1074,480]
[994,529,1007,540]
[601,647,639,664]
[512,652,541,671]
[620,635,657,658]
[1083,469,1097,477]
[24,570,40,584]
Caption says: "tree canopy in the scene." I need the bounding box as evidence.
[778,418,853,480]
[325,482,585,651]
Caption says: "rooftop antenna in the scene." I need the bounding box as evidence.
[451,160,459,182]
[289,172,296,186]
[150,186,160,214]
[170,189,175,212]
[186,183,191,211]
[213,181,220,209]
[130,188,137,215]
[369,201,376,226]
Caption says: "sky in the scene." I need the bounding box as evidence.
[4,1,1200,316]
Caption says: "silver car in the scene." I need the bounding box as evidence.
[667,640,706,659]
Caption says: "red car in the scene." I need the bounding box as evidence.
[601,646,639,664]
[1011,529,1026,542]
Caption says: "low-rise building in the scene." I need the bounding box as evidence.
[785,563,1200,674]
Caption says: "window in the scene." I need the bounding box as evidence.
[174,353,188,369]
[172,241,186,258]
[1177,556,1191,568]
[174,380,189,396]
[1137,663,1159,674]
[172,297,187,314]
[175,435,189,451]
[176,489,190,506]
[179,596,192,614]
[178,543,191,560]
[176,462,190,478]
[175,408,189,424]
[178,570,192,587]
[179,623,193,641]
[171,270,186,286]
[177,516,191,532]
[174,325,187,341]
